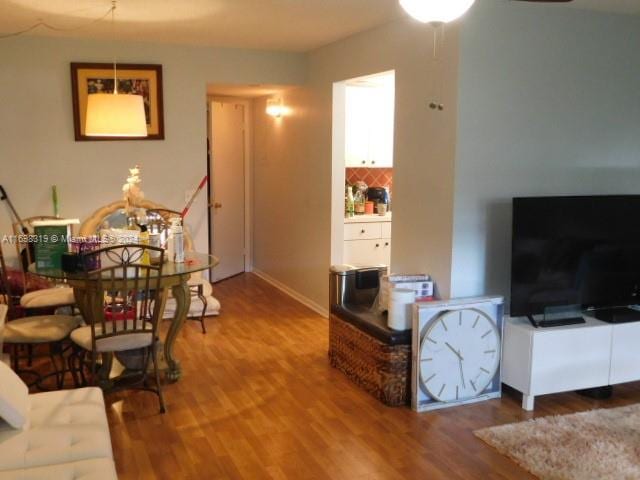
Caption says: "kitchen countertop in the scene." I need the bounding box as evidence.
[344,213,392,224]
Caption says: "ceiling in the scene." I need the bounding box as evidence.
[0,0,639,53]
[0,0,402,52]
[565,0,640,15]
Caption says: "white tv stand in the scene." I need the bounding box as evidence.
[502,314,640,410]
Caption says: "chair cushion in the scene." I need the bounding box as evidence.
[162,295,220,319]
[0,361,29,429]
[3,315,82,344]
[70,321,153,353]
[20,287,75,309]
[0,387,115,477]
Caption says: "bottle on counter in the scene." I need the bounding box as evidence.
[171,217,185,263]
[126,216,140,231]
[345,185,355,218]
[138,224,151,265]
[148,229,162,264]
[354,190,366,215]
[125,214,141,246]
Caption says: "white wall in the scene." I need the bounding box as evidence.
[0,36,305,265]
[252,18,461,311]
[451,1,640,307]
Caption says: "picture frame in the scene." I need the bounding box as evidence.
[70,62,164,141]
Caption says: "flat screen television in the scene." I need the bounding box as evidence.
[510,195,640,321]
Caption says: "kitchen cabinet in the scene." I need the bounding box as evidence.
[345,82,394,168]
[344,222,382,241]
[343,216,391,266]
[344,239,391,266]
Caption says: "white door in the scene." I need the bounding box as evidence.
[210,100,245,282]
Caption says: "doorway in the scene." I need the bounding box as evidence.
[208,98,252,282]
[331,71,395,268]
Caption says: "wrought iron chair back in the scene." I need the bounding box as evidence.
[0,243,11,307]
[81,244,165,352]
[0,243,20,318]
[74,243,167,412]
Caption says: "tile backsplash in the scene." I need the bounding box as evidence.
[346,168,393,196]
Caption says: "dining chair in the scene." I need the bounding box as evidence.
[12,216,76,313]
[0,243,82,389]
[69,244,166,413]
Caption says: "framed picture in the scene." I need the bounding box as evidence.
[70,63,164,141]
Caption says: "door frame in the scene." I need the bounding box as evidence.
[331,70,395,267]
[330,81,347,266]
[207,96,254,276]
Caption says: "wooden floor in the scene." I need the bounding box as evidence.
[105,273,640,480]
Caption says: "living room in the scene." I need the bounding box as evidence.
[1,0,640,479]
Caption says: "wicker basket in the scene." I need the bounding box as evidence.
[329,313,411,407]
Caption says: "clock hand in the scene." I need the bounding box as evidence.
[458,357,466,389]
[445,342,464,361]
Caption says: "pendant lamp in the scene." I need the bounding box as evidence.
[399,0,476,24]
[85,1,147,137]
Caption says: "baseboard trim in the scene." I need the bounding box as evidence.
[252,269,329,318]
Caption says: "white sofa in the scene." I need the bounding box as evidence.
[0,360,117,480]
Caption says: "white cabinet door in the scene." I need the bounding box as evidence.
[610,322,640,385]
[530,326,611,395]
[344,82,394,169]
[380,238,391,265]
[345,86,372,168]
[368,84,394,168]
[344,239,385,266]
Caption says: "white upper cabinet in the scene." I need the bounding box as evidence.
[345,86,371,167]
[344,74,395,168]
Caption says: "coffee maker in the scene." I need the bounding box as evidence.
[366,186,390,211]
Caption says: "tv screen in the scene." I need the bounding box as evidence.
[510,195,640,317]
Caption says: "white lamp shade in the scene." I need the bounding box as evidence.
[399,0,475,24]
[85,93,148,137]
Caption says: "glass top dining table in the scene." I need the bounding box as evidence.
[30,252,217,281]
[29,252,219,382]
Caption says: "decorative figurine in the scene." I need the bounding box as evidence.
[122,164,144,214]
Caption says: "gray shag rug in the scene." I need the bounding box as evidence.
[475,404,640,480]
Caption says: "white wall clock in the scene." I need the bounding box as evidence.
[412,297,504,412]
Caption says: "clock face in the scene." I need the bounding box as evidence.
[419,308,500,403]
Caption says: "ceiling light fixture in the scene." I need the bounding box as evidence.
[399,0,476,112]
[399,0,476,24]
[85,1,147,137]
